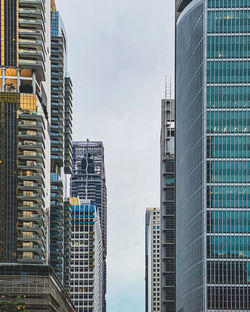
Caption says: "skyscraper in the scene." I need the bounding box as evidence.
[71,140,107,311]
[0,1,75,311]
[69,198,104,312]
[0,0,51,265]
[160,98,175,312]
[49,2,73,284]
[145,207,161,312]
[176,0,250,311]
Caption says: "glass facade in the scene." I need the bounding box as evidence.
[177,0,250,310]
[206,0,250,309]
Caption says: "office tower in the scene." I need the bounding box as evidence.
[69,198,104,312]
[0,0,51,265]
[49,3,73,284]
[160,99,175,312]
[71,140,107,311]
[176,0,250,311]
[145,207,161,312]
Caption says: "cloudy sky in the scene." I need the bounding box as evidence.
[56,0,175,310]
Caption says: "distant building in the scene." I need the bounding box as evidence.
[71,141,107,311]
[69,198,104,312]
[145,207,161,312]
[160,99,175,312]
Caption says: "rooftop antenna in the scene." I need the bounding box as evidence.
[165,76,172,100]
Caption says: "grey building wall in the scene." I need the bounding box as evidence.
[160,99,175,312]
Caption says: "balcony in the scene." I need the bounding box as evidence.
[19,48,44,62]
[51,110,63,119]
[51,71,64,80]
[18,7,44,21]
[19,38,44,50]
[51,184,63,195]
[17,224,45,236]
[18,58,45,81]
[51,56,64,65]
[19,120,44,131]
[18,194,45,206]
[51,94,63,101]
[19,17,44,30]
[51,86,63,95]
[19,184,45,197]
[19,142,44,154]
[19,27,44,41]
[18,213,44,223]
[51,78,63,87]
[18,131,44,143]
[51,193,63,203]
[18,165,45,178]
[50,124,63,133]
[18,0,44,9]
[18,154,45,168]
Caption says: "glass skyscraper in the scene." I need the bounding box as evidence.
[176,0,250,311]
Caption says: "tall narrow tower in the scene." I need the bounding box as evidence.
[160,98,175,312]
[49,3,73,284]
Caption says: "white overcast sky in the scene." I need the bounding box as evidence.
[56,0,175,310]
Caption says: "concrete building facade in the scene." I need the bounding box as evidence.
[146,207,161,312]
[69,198,104,312]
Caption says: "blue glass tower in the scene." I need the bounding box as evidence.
[176,0,250,311]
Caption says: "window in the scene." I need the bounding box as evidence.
[23,252,33,259]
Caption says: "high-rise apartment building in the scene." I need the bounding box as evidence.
[49,2,73,285]
[69,198,104,312]
[160,99,175,312]
[176,0,250,311]
[0,1,75,311]
[71,140,107,311]
[0,0,51,265]
[145,207,161,312]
